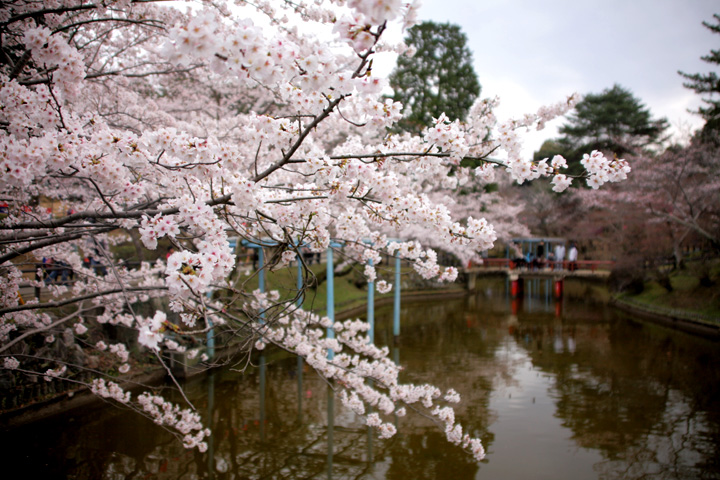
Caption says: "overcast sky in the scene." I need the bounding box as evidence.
[376,0,719,156]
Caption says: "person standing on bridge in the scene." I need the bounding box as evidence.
[554,243,565,270]
[568,242,578,272]
[510,243,526,269]
[533,241,546,270]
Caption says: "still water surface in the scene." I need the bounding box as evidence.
[3,278,720,479]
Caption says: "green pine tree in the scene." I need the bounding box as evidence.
[679,13,720,140]
[389,21,481,134]
[558,84,668,158]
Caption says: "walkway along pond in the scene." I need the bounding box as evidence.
[1,277,719,479]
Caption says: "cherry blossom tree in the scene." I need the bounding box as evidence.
[0,0,629,460]
[638,140,720,255]
[571,138,719,289]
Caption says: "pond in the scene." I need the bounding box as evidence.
[2,278,719,479]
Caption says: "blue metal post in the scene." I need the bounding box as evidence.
[545,278,550,309]
[326,246,335,360]
[297,253,303,307]
[258,247,265,324]
[259,353,266,442]
[206,371,215,473]
[206,321,215,359]
[258,247,265,293]
[296,251,304,422]
[327,385,335,479]
[393,254,401,338]
[367,258,374,344]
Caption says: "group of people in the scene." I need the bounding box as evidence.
[39,257,74,285]
[511,241,578,271]
[38,237,109,287]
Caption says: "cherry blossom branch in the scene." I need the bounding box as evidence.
[649,207,718,246]
[0,0,171,27]
[0,0,629,461]
[0,306,94,354]
[252,96,346,182]
[0,286,169,316]
[154,350,196,410]
[0,225,117,264]
[55,17,166,35]
[1,4,99,27]
[85,65,202,80]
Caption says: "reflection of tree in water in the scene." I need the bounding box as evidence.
[201,349,487,480]
[384,429,480,480]
[206,362,357,479]
[513,310,720,479]
[371,296,521,477]
[8,289,720,479]
[2,393,203,479]
[3,297,495,480]
[345,297,499,478]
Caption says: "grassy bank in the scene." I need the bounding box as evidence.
[233,262,466,317]
[614,260,720,326]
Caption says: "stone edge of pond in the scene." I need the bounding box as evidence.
[610,295,720,340]
[0,368,168,429]
[0,286,469,428]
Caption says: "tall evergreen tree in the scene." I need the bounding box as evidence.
[679,13,720,140]
[557,84,668,158]
[389,21,480,133]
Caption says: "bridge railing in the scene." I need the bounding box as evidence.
[473,258,511,268]
[470,258,614,272]
[569,260,615,272]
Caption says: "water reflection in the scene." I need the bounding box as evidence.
[2,278,719,479]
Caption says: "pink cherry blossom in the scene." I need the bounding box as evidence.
[0,0,628,463]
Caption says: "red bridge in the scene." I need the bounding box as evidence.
[463,258,614,298]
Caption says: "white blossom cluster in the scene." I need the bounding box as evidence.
[246,297,487,461]
[137,392,211,451]
[137,311,169,351]
[22,26,85,97]
[91,379,209,451]
[581,150,632,189]
[2,357,20,370]
[43,365,67,381]
[90,379,131,404]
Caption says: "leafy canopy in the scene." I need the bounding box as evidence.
[389,21,481,133]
